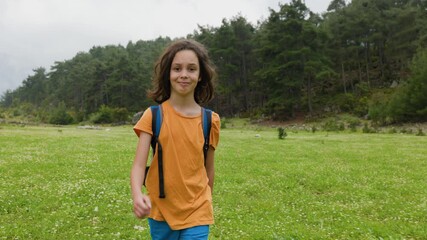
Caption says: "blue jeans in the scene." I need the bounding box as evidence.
[148,218,209,240]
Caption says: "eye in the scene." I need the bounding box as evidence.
[172,67,180,72]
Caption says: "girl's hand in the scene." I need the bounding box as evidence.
[133,194,151,218]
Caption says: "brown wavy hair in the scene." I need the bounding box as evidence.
[148,39,217,104]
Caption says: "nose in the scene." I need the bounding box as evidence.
[180,70,189,78]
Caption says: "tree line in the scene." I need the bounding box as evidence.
[1,0,426,124]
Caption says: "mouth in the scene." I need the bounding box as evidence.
[178,82,190,86]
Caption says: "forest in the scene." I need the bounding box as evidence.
[1,0,426,125]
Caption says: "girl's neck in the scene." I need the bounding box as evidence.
[168,95,200,116]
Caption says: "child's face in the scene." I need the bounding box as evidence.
[169,50,201,99]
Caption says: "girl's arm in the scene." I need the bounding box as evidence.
[205,146,216,195]
[130,132,152,218]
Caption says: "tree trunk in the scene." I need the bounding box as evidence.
[341,61,347,93]
[307,75,313,116]
[365,41,371,89]
[241,52,249,112]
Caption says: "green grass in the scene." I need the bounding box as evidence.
[0,125,426,239]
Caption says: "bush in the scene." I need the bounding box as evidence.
[406,49,427,120]
[400,128,413,134]
[362,123,376,133]
[91,105,113,124]
[221,118,230,129]
[387,128,397,134]
[323,119,343,132]
[49,102,74,125]
[112,107,129,123]
[70,110,86,123]
[354,96,369,116]
[339,122,345,131]
[311,126,317,133]
[384,48,427,122]
[416,128,425,136]
[90,106,131,124]
[336,93,356,112]
[368,92,391,124]
[348,120,360,132]
[278,127,287,139]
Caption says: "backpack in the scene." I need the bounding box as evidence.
[144,105,212,198]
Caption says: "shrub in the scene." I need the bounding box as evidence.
[70,110,86,123]
[387,48,427,122]
[336,93,356,112]
[112,107,129,123]
[369,48,427,123]
[354,96,369,116]
[416,128,425,136]
[362,123,377,133]
[49,102,74,125]
[221,118,230,129]
[387,128,397,134]
[278,127,287,139]
[347,118,361,132]
[323,119,343,132]
[311,126,317,133]
[96,105,113,123]
[400,128,413,134]
[368,92,391,124]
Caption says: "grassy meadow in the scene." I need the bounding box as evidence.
[0,123,426,239]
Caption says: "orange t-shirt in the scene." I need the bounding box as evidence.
[133,100,220,230]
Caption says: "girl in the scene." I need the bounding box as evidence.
[131,39,220,240]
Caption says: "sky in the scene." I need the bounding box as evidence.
[0,0,332,95]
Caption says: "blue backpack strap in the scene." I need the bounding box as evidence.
[150,105,162,151]
[202,108,212,166]
[149,105,165,198]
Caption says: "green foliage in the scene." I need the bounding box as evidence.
[0,90,14,108]
[0,38,170,123]
[387,127,397,134]
[400,128,413,134]
[252,0,335,118]
[346,117,361,132]
[90,105,130,124]
[322,118,344,132]
[49,102,74,125]
[90,105,113,124]
[111,107,129,123]
[311,125,317,133]
[220,118,229,129]
[387,48,427,122]
[218,118,255,130]
[416,128,425,136]
[365,48,427,124]
[354,96,369,117]
[194,15,256,115]
[335,93,356,112]
[362,123,377,133]
[277,127,287,139]
[368,91,392,124]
